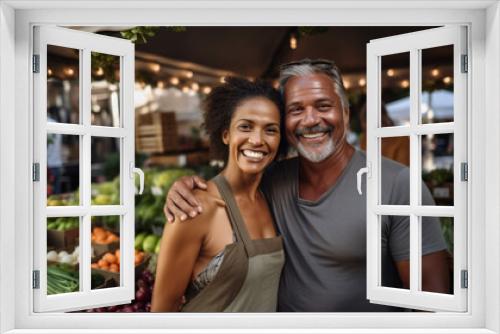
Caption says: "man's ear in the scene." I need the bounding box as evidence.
[222,129,229,145]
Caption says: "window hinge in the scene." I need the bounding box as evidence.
[33,163,40,182]
[33,270,40,289]
[461,54,468,73]
[32,55,40,73]
[461,162,468,181]
[461,270,468,289]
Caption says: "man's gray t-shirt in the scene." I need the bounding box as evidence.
[261,150,447,312]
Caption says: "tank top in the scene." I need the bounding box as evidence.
[181,174,285,312]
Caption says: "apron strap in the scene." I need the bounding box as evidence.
[213,174,252,253]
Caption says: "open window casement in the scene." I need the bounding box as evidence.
[365,26,467,312]
[33,26,141,312]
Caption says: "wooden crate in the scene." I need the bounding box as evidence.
[136,112,178,154]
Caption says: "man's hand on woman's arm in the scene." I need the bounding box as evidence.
[163,175,208,222]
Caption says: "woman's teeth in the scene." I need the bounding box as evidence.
[302,132,325,139]
[242,150,264,159]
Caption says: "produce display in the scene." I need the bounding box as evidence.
[47,265,79,295]
[91,249,121,272]
[47,217,79,231]
[135,233,162,254]
[47,247,79,266]
[91,227,119,244]
[86,269,155,312]
[46,167,215,311]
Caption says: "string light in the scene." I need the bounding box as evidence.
[191,82,199,91]
[47,68,53,76]
[202,86,212,94]
[185,71,193,78]
[358,78,366,87]
[220,76,226,83]
[401,79,410,88]
[96,67,104,76]
[431,68,440,77]
[273,80,280,89]
[443,76,452,84]
[170,77,179,85]
[290,34,297,50]
[157,81,165,89]
[182,86,190,93]
[64,68,75,77]
[151,63,161,73]
[343,80,351,89]
[386,69,395,77]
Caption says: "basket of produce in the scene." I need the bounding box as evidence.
[91,227,120,259]
[47,217,79,250]
[91,249,150,287]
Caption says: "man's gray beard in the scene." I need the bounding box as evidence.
[296,139,335,163]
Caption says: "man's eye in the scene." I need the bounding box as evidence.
[288,107,302,114]
[318,104,331,110]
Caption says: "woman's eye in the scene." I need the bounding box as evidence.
[288,107,302,114]
[238,124,251,131]
[266,128,279,134]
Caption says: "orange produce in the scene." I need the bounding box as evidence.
[103,253,117,264]
[109,263,119,273]
[135,252,144,266]
[91,227,119,245]
[97,259,109,268]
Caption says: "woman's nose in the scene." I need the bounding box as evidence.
[248,131,263,145]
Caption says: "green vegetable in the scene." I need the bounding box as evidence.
[135,233,147,251]
[142,235,160,253]
[154,238,162,254]
[47,265,79,295]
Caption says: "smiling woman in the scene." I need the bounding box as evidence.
[151,77,286,312]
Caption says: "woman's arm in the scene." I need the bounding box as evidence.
[151,202,212,312]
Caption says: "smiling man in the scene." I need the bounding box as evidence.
[164,59,450,312]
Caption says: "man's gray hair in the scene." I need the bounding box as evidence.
[278,59,350,112]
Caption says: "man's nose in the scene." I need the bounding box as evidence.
[302,106,320,127]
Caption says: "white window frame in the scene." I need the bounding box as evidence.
[33,26,137,312]
[0,1,499,333]
[365,26,468,312]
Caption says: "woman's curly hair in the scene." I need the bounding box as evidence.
[202,77,287,163]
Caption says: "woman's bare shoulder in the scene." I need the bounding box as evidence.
[193,181,225,213]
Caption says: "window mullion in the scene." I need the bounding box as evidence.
[409,48,421,293]
[80,47,91,293]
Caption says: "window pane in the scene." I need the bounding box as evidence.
[380,136,410,205]
[91,52,121,127]
[421,45,454,124]
[47,45,80,124]
[91,216,121,289]
[421,216,453,295]
[91,137,121,205]
[381,52,410,127]
[381,215,409,290]
[47,217,80,295]
[47,134,80,205]
[422,133,454,206]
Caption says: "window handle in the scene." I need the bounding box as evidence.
[130,162,145,195]
[356,163,371,195]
